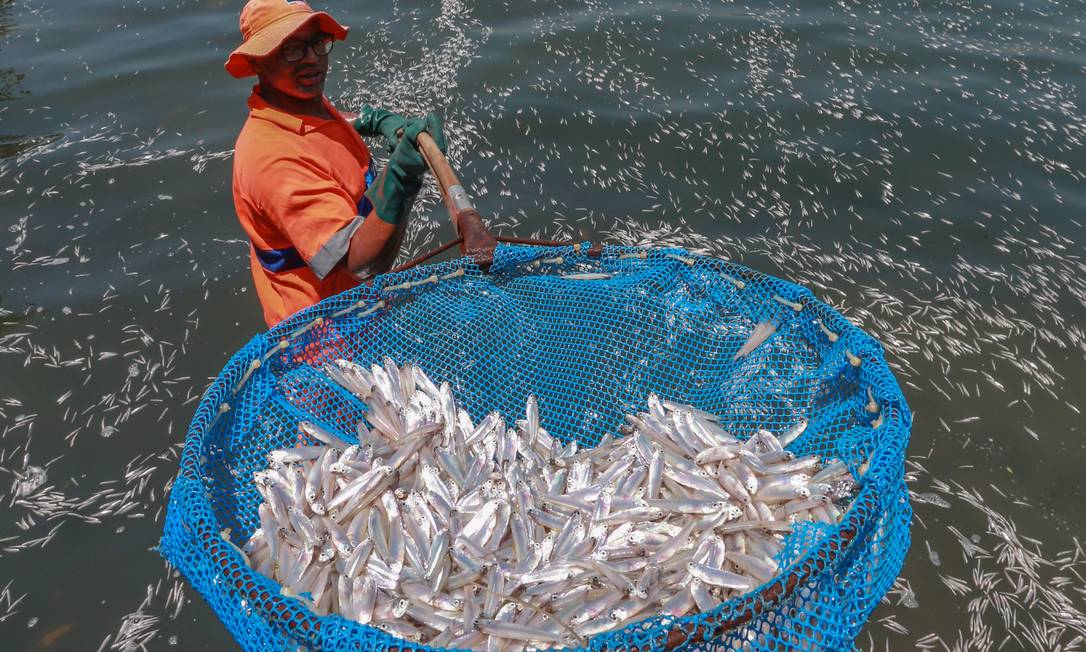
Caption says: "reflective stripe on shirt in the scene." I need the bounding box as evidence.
[254,244,306,273]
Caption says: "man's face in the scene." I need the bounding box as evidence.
[253,23,331,101]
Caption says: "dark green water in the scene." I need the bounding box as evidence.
[1,0,1084,649]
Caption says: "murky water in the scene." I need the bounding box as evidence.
[1,0,1084,649]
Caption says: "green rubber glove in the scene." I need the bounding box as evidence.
[364,119,427,225]
[352,105,407,153]
[402,112,447,155]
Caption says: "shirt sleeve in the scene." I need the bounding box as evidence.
[255,156,362,280]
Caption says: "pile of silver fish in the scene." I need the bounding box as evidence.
[236,359,858,649]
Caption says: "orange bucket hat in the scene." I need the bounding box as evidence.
[225,0,348,78]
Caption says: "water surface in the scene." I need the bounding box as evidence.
[0,0,1084,649]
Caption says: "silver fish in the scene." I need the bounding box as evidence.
[241,359,855,650]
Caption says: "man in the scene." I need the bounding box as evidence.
[225,0,446,326]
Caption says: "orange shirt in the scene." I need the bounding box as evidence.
[232,86,376,327]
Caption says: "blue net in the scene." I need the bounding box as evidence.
[160,243,911,651]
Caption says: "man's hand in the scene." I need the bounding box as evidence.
[352,105,408,153]
[363,118,429,226]
[391,117,429,178]
[354,107,447,155]
[347,112,450,276]
[399,112,447,155]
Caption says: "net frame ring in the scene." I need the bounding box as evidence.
[170,244,908,652]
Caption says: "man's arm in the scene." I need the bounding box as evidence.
[345,114,448,277]
[336,108,407,276]
[343,112,448,277]
[345,208,404,278]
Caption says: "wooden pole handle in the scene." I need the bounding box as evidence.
[415,132,497,271]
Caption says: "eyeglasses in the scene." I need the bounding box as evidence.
[280,35,334,63]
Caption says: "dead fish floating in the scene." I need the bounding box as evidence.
[236,359,859,649]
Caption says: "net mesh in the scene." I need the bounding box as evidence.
[160,243,911,651]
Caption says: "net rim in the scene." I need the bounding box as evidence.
[164,243,912,650]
